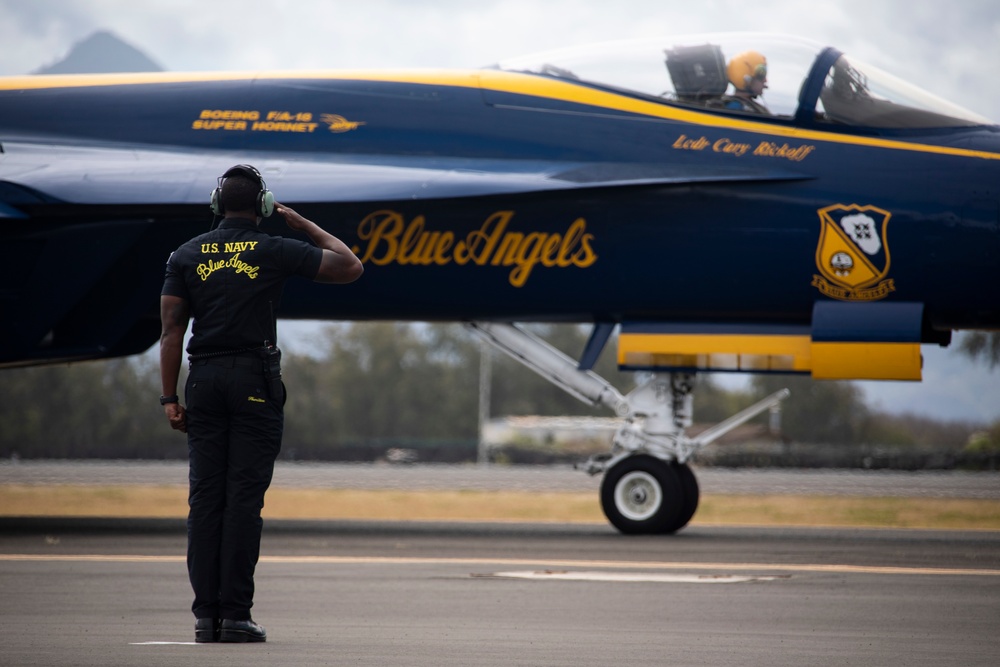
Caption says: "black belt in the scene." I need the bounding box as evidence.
[189,350,262,369]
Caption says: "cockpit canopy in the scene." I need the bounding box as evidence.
[497,34,991,129]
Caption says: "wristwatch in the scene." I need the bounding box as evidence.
[160,395,179,405]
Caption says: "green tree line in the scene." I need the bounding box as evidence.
[0,323,992,460]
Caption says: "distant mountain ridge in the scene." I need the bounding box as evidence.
[33,30,163,74]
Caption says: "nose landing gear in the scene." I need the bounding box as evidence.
[467,322,787,534]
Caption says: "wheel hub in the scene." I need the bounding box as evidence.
[615,470,662,521]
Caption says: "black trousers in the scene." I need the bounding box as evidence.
[184,354,283,621]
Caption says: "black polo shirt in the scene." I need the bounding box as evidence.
[162,217,323,355]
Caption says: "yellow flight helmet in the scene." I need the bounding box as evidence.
[727,50,768,91]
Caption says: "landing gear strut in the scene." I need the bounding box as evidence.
[467,322,787,534]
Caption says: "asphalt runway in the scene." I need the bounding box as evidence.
[4,460,1000,498]
[2,519,999,667]
[3,463,999,665]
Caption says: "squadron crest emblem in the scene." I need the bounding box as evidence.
[812,204,895,301]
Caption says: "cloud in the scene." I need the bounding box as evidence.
[1,0,997,117]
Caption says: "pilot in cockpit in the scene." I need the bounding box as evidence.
[724,50,770,114]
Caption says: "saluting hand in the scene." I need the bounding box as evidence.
[273,201,364,283]
[274,202,309,232]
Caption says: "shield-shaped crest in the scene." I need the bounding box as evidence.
[813,204,894,301]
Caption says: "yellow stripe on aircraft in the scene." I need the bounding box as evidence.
[618,333,922,381]
[1,69,997,162]
[619,333,814,374]
[810,341,922,381]
[475,70,1000,162]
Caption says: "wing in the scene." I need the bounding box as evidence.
[0,140,810,209]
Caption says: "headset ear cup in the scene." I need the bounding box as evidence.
[210,187,223,215]
[259,189,275,217]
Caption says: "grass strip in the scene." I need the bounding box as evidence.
[1,484,999,530]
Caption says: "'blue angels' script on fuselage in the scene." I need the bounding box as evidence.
[351,210,597,288]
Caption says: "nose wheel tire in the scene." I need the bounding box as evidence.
[668,461,700,534]
[601,455,689,534]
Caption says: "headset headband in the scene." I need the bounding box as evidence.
[222,164,266,189]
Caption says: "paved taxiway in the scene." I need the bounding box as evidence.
[4,460,999,498]
[2,464,999,665]
[2,521,999,666]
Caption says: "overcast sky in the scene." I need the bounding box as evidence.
[1,0,998,422]
[3,0,998,118]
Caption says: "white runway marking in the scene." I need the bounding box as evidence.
[2,553,999,576]
[129,641,200,645]
[483,570,786,583]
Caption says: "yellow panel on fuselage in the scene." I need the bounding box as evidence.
[618,333,921,380]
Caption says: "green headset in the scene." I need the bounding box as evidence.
[210,164,275,218]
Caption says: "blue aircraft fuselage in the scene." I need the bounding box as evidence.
[1,36,998,373]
